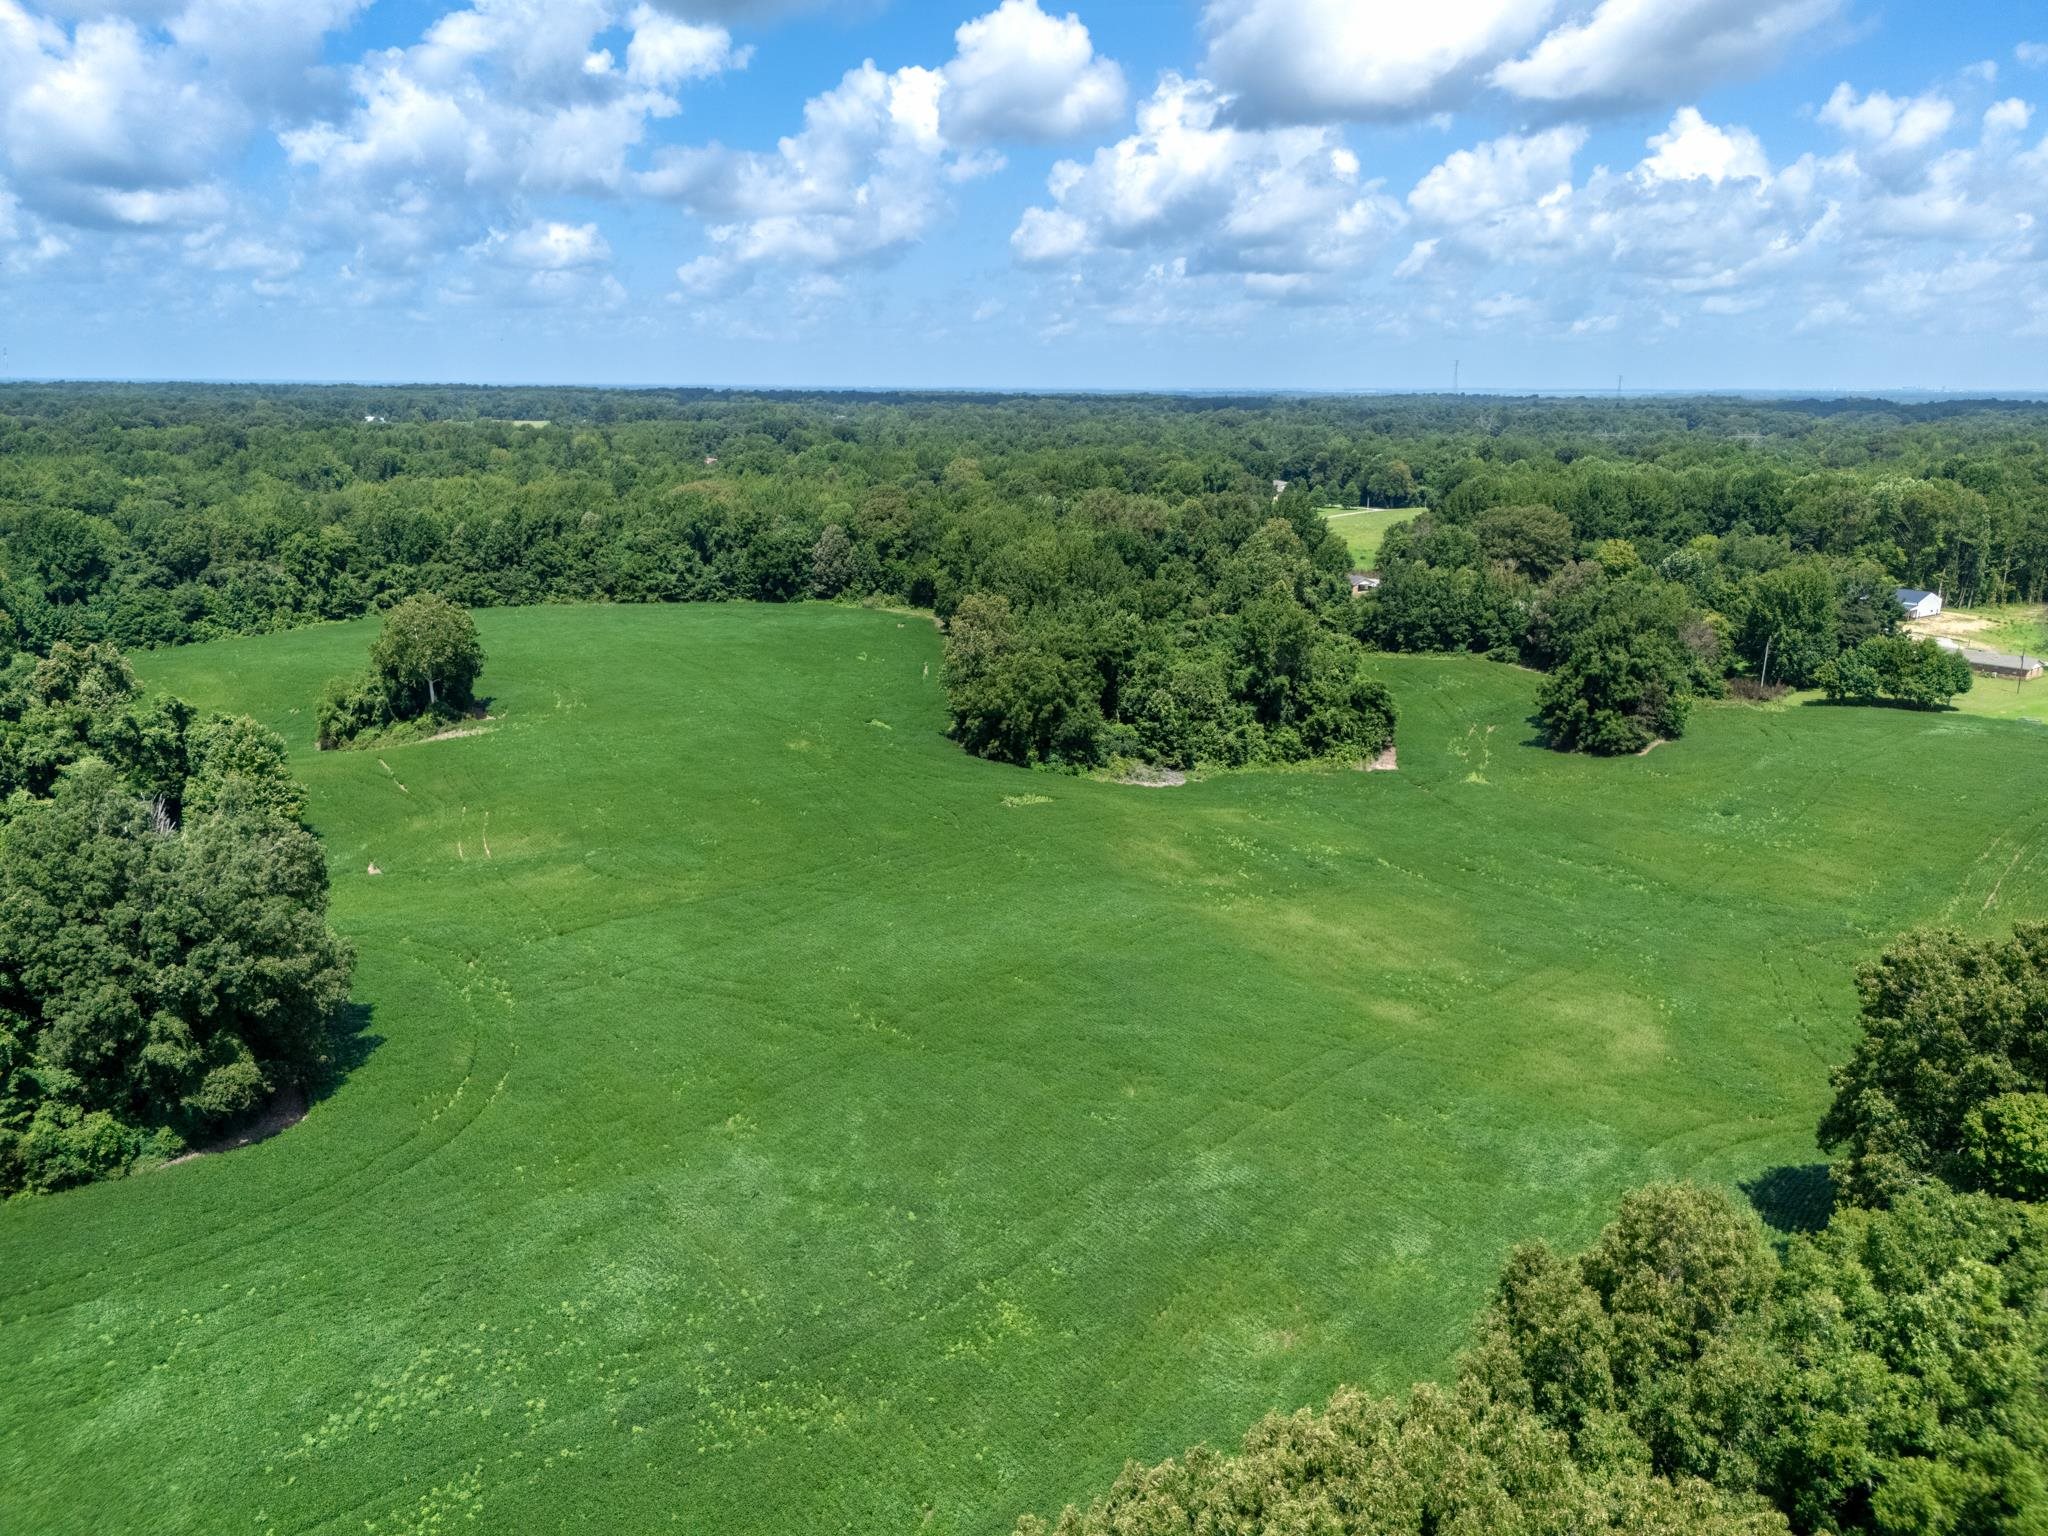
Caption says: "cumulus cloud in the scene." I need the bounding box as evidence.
[625,2,748,87]
[282,0,746,281]
[1638,106,1770,185]
[644,60,953,288]
[473,218,613,269]
[647,0,1124,298]
[2017,41,2047,68]
[940,0,1124,143]
[1197,0,1850,125]
[1201,0,1550,124]
[1818,83,1957,157]
[1008,73,1403,301]
[0,5,238,228]
[1004,70,2048,352]
[1409,125,1583,225]
[1493,0,1843,111]
[1387,98,2047,340]
[1983,98,2033,136]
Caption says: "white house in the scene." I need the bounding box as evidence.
[1894,587,1943,620]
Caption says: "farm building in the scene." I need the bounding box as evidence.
[1960,645,2043,681]
[1895,587,1943,619]
[1348,570,1382,596]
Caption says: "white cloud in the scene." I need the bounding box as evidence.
[1638,106,1770,185]
[1984,97,2033,135]
[0,6,243,228]
[644,59,952,286]
[1201,0,1551,124]
[1818,83,1956,156]
[1196,0,1846,124]
[646,0,1127,297]
[1009,73,1403,297]
[1493,0,1842,111]
[474,218,612,268]
[940,0,1124,143]
[2018,42,2048,68]
[183,222,302,278]
[1409,124,1583,225]
[624,2,749,88]
[282,0,745,279]
[1010,204,1089,263]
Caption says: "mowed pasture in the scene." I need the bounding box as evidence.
[1318,505,1423,565]
[3,603,2045,1535]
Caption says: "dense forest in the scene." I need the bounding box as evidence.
[0,384,2043,762]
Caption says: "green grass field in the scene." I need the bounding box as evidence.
[1318,506,1422,565]
[3,604,2045,1535]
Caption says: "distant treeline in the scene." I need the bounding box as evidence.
[1,385,2042,762]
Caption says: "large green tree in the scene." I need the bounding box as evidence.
[1536,574,1716,755]
[1820,924,2048,1206]
[0,756,353,1193]
[369,592,485,715]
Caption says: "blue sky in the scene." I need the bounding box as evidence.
[0,0,2045,390]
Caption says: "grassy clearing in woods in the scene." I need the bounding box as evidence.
[1318,505,1424,566]
[3,602,2045,1534]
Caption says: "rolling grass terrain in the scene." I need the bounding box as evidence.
[3,603,2045,1535]
[1318,506,1422,565]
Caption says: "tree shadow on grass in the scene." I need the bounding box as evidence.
[1742,1163,1834,1236]
[312,1001,382,1107]
[173,1007,379,1164]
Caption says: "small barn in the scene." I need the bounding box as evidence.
[1348,570,1382,597]
[1960,645,2043,681]
[1895,587,1943,619]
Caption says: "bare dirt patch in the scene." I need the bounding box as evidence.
[1908,612,2000,643]
[161,1086,307,1168]
[1119,765,1187,788]
[1359,745,1398,772]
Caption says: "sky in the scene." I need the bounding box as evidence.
[0,0,2045,391]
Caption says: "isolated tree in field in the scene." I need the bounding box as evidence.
[319,595,486,748]
[1820,922,2048,1206]
[370,593,484,715]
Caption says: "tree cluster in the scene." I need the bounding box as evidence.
[1024,924,2048,1534]
[941,515,1395,770]
[0,644,352,1193]
[1816,635,1975,708]
[1362,497,1984,748]
[316,592,485,749]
